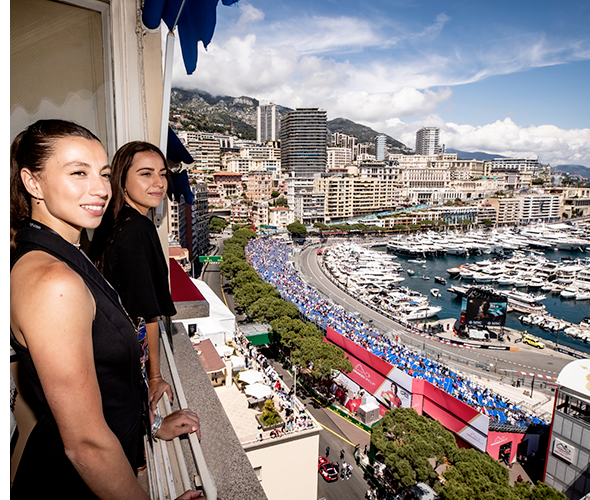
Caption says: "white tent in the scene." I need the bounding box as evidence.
[238,370,264,385]
[231,356,245,371]
[244,383,272,399]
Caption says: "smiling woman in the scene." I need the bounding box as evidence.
[10,124,202,500]
[91,141,178,413]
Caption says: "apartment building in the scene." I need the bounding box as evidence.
[171,180,211,267]
[212,172,244,201]
[327,147,353,169]
[257,102,279,143]
[294,192,326,226]
[476,202,499,225]
[251,201,269,229]
[331,132,357,151]
[375,135,387,161]
[224,145,281,179]
[269,206,295,231]
[314,177,353,222]
[519,194,561,223]
[246,170,283,202]
[491,157,539,173]
[399,167,451,189]
[415,127,442,156]
[486,198,523,225]
[280,108,328,178]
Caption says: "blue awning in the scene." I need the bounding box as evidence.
[170,169,195,205]
[142,0,239,75]
[167,126,194,164]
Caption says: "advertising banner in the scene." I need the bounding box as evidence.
[326,328,412,409]
[486,431,526,462]
[414,379,489,452]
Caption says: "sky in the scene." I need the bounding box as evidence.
[170,0,590,167]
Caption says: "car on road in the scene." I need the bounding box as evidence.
[522,334,545,349]
[318,456,338,482]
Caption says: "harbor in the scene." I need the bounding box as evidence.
[318,224,590,356]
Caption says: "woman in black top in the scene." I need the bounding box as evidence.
[10,120,201,499]
[92,141,176,411]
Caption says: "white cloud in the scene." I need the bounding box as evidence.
[236,3,264,29]
[380,117,590,166]
[170,8,590,166]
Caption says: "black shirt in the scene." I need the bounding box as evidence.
[102,204,176,325]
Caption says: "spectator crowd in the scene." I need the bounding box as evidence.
[246,237,546,429]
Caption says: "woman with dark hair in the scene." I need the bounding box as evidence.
[10,120,201,499]
[91,141,176,412]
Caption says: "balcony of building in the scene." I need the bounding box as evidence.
[11,258,268,500]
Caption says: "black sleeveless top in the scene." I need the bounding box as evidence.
[11,221,147,499]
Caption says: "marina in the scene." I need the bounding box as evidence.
[318,224,590,356]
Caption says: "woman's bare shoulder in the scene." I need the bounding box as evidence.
[11,251,93,338]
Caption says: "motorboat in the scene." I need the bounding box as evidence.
[575,290,590,300]
[434,276,447,285]
[407,269,415,275]
[405,305,442,320]
[431,288,441,298]
[459,270,474,280]
[560,287,577,299]
[422,275,430,280]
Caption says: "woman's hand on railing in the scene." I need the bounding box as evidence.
[149,376,174,412]
[156,409,201,441]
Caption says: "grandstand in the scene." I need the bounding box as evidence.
[246,237,547,434]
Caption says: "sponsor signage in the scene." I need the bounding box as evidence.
[199,256,223,263]
[326,328,412,410]
[553,438,576,463]
[461,294,507,327]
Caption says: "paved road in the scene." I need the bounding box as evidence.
[259,345,374,500]
[296,243,574,381]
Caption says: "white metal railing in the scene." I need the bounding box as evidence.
[155,322,217,500]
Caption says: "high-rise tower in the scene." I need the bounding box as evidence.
[280,108,328,178]
[256,102,279,144]
[375,134,386,161]
[415,127,441,156]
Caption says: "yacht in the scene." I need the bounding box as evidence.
[404,304,442,320]
[560,287,577,299]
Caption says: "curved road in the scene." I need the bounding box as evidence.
[296,243,574,381]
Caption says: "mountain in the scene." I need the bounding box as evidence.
[552,164,590,179]
[327,117,409,152]
[170,88,408,150]
[445,148,507,161]
[170,88,292,139]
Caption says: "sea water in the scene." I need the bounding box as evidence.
[372,246,590,356]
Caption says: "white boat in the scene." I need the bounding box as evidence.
[405,305,442,320]
[422,275,430,280]
[560,287,577,299]
[497,276,516,286]
[431,288,441,298]
[513,279,528,288]
[575,290,590,300]
[407,269,414,275]
[447,267,462,277]
[473,273,493,283]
